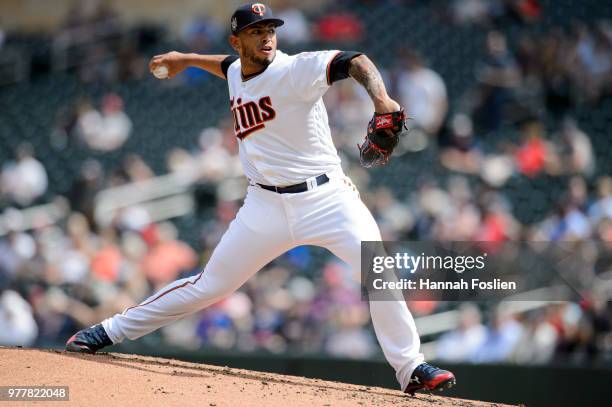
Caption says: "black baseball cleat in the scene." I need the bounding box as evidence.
[65,324,113,354]
[404,363,456,396]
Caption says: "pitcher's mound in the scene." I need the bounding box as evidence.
[0,347,511,406]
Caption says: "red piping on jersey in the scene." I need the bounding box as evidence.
[326,51,342,86]
[121,270,205,315]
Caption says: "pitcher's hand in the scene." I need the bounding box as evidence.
[149,51,190,79]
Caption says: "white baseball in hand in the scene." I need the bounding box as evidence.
[153,65,169,79]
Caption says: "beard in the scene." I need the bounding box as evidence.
[244,47,275,68]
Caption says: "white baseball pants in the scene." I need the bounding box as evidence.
[102,169,424,390]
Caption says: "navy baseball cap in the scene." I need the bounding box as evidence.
[230,3,284,35]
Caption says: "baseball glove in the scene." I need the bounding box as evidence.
[358,109,407,168]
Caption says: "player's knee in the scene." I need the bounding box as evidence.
[194,271,239,301]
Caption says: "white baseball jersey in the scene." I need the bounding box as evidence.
[225,50,342,186]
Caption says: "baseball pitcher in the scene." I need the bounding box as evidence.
[66,3,456,395]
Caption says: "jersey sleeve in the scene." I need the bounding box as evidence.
[221,55,239,79]
[289,50,342,101]
[328,51,362,83]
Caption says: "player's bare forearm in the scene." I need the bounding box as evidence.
[348,55,400,113]
[149,52,229,79]
[183,54,229,79]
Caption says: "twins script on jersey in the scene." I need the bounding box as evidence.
[226,50,343,186]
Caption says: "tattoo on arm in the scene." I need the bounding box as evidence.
[348,55,387,101]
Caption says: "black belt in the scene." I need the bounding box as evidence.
[257,174,329,194]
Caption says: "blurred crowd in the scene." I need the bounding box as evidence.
[1,0,611,364]
[437,299,611,364]
[2,163,611,362]
[53,0,147,83]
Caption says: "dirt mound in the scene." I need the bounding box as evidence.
[0,347,511,406]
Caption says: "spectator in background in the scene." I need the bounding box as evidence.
[368,187,413,241]
[275,0,310,45]
[439,113,483,174]
[596,20,612,94]
[588,177,612,227]
[315,10,364,43]
[554,302,592,363]
[573,22,612,103]
[121,154,154,183]
[0,143,48,207]
[167,125,241,183]
[539,29,575,115]
[180,15,223,84]
[536,178,592,241]
[199,200,240,257]
[59,0,86,33]
[576,295,612,362]
[315,260,375,357]
[166,148,198,180]
[0,218,38,287]
[76,94,132,152]
[196,127,241,182]
[0,231,23,280]
[181,15,223,49]
[68,159,104,223]
[506,0,542,24]
[325,302,376,358]
[89,0,120,32]
[99,93,132,151]
[57,212,95,284]
[554,117,595,177]
[513,119,548,177]
[169,128,242,204]
[90,228,123,283]
[140,222,198,289]
[437,303,486,362]
[511,309,558,364]
[472,305,523,362]
[396,49,448,136]
[434,184,481,241]
[50,102,80,150]
[450,0,492,26]
[115,43,148,82]
[105,155,155,232]
[410,180,451,240]
[475,200,513,241]
[0,17,5,50]
[450,0,541,26]
[472,31,521,134]
[78,43,115,83]
[75,99,101,145]
[0,289,39,346]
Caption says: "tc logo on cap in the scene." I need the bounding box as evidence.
[231,17,238,31]
[252,3,266,16]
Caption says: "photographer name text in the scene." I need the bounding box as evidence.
[372,278,516,291]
